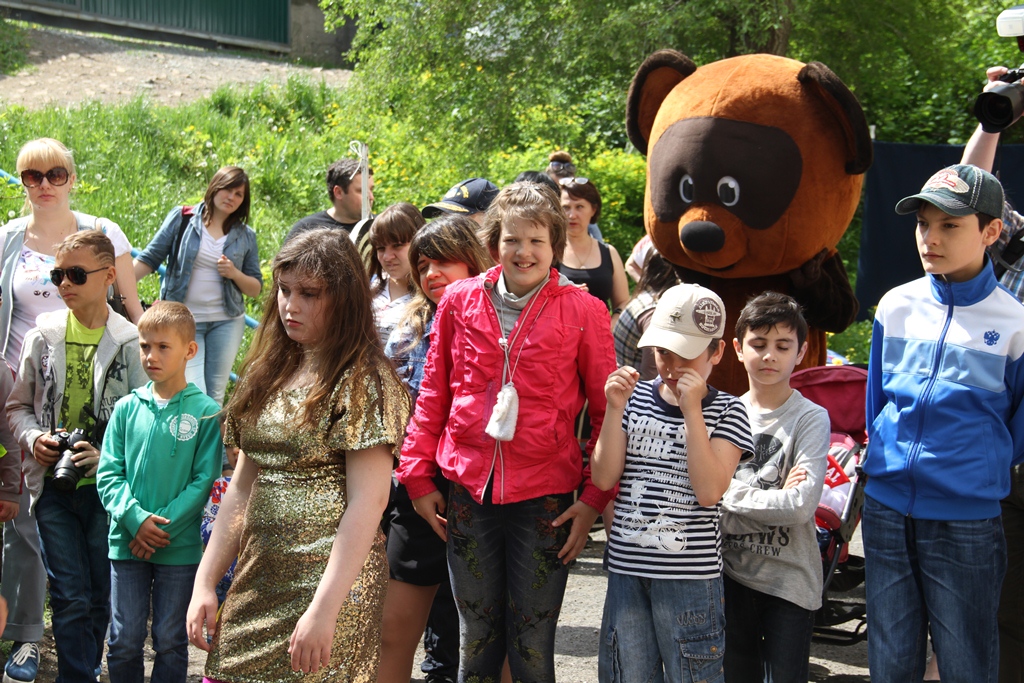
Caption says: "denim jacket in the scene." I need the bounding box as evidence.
[136,202,262,318]
[384,318,432,403]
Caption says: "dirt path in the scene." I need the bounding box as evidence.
[0,25,350,110]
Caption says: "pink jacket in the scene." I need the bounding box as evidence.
[396,266,617,509]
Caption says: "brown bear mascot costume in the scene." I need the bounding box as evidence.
[626,50,872,396]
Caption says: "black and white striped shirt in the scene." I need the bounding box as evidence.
[606,379,753,579]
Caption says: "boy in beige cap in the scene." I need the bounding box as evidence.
[591,283,752,683]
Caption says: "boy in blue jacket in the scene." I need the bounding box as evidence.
[96,301,222,683]
[864,164,1024,683]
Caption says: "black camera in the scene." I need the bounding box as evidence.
[975,67,1024,133]
[976,6,1024,133]
[51,428,92,493]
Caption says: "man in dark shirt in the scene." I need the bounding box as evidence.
[283,158,374,244]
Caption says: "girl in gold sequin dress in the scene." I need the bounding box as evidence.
[185,229,410,682]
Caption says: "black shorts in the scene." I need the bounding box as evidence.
[385,474,449,586]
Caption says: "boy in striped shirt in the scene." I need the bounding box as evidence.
[592,283,752,683]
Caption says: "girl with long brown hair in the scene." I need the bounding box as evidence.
[186,228,409,681]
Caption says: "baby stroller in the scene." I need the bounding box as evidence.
[789,364,869,645]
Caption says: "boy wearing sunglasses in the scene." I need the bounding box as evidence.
[6,230,146,683]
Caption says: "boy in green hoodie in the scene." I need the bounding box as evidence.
[96,301,222,683]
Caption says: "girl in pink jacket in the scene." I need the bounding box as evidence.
[396,182,617,682]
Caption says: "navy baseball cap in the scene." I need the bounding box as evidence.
[422,178,499,218]
[895,164,1004,218]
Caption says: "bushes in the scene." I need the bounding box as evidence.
[0,77,648,298]
[0,75,873,358]
[0,18,26,75]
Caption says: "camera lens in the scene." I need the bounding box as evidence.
[975,83,1024,133]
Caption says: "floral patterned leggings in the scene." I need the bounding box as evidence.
[446,483,575,683]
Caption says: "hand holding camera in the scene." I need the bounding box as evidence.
[50,429,97,493]
[32,433,62,467]
[975,7,1024,132]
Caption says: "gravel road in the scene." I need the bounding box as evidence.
[0,26,350,110]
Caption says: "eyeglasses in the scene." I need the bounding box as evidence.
[50,266,107,286]
[549,161,569,171]
[20,168,70,188]
[558,176,589,186]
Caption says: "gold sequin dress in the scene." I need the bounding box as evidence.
[205,364,409,683]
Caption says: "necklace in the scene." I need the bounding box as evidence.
[26,212,77,253]
[568,236,595,270]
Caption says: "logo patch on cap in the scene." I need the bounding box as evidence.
[445,185,471,200]
[692,298,723,335]
[925,169,970,193]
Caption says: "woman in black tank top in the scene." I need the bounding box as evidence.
[556,177,629,320]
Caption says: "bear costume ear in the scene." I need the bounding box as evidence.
[797,62,873,175]
[626,50,697,155]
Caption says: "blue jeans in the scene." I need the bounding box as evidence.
[598,572,726,683]
[723,575,813,683]
[999,464,1024,683]
[108,560,198,683]
[446,483,573,683]
[34,481,110,683]
[186,316,245,407]
[862,494,1006,683]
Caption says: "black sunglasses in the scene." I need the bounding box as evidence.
[20,168,70,188]
[50,266,107,286]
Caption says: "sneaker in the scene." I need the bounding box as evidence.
[3,642,39,683]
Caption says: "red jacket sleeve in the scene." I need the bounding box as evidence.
[575,295,619,511]
[395,294,457,499]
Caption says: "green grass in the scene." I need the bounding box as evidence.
[0,75,874,361]
[0,18,27,75]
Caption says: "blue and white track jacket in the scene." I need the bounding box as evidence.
[865,262,1024,520]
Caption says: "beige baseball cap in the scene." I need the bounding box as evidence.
[638,284,726,360]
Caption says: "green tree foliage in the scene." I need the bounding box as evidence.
[319,0,1024,362]
[323,0,1020,150]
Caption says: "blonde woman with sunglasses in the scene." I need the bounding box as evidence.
[0,136,142,683]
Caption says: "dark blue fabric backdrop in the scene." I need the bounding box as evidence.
[856,140,1024,320]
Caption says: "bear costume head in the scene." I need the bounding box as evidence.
[626,51,872,394]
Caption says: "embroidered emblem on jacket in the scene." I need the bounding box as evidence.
[169,414,200,441]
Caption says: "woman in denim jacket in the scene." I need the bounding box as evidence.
[133,166,262,406]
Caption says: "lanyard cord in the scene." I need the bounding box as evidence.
[496,282,547,385]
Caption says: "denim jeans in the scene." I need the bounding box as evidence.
[446,483,574,683]
[863,494,1006,683]
[108,560,198,683]
[34,480,110,683]
[723,575,813,683]
[598,571,725,683]
[1000,464,1024,683]
[186,316,245,407]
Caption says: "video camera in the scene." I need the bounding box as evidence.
[975,5,1024,132]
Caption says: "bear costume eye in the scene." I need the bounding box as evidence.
[717,176,740,206]
[679,174,695,203]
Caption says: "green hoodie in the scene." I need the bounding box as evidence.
[97,382,222,565]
